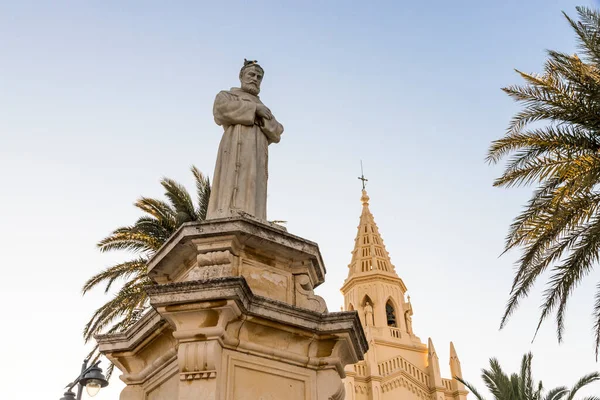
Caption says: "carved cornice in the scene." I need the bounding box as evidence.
[145,276,368,360]
[340,274,408,294]
[371,337,428,353]
[95,309,167,353]
[147,218,326,287]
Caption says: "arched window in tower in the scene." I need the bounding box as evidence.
[386,301,397,327]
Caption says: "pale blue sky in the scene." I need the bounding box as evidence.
[1,1,599,398]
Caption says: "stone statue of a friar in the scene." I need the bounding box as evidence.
[206,59,284,221]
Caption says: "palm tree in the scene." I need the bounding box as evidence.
[457,353,599,400]
[489,6,600,357]
[81,166,210,373]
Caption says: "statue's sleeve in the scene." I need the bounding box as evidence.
[213,91,257,126]
[259,117,284,144]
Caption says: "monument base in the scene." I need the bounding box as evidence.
[97,218,367,400]
[98,277,366,400]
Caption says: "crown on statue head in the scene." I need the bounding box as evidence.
[240,58,264,75]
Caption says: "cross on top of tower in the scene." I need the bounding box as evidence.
[358,161,368,190]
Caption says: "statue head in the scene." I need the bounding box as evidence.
[239,59,264,95]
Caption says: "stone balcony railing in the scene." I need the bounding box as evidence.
[353,362,367,377]
[377,355,430,387]
[442,378,454,391]
[388,327,402,339]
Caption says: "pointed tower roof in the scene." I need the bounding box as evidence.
[449,342,459,359]
[344,190,404,282]
[428,337,444,387]
[449,342,464,380]
[427,337,438,358]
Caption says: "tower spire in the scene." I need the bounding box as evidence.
[345,182,400,280]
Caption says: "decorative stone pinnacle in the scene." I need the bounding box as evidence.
[450,341,459,359]
[427,337,438,357]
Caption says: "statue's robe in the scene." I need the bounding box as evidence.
[207,87,284,221]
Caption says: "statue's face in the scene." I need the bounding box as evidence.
[240,66,263,95]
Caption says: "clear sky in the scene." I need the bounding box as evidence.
[1,0,599,398]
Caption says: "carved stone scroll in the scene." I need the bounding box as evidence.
[294,273,327,313]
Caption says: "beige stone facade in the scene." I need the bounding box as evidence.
[341,190,468,400]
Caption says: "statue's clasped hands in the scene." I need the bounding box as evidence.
[256,104,273,120]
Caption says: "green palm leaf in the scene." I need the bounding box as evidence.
[82,258,147,294]
[161,177,198,223]
[491,6,600,357]
[192,165,211,220]
[457,352,598,400]
[565,372,600,400]
[82,165,211,375]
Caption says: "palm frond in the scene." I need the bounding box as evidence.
[501,223,588,330]
[533,216,600,342]
[593,282,600,360]
[97,226,163,254]
[161,177,197,224]
[192,165,211,220]
[83,167,211,364]
[83,276,151,342]
[82,258,147,294]
[544,386,568,400]
[454,376,487,400]
[566,7,600,68]
[492,7,600,355]
[134,198,177,230]
[566,371,600,400]
[460,352,598,400]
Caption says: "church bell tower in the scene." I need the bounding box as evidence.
[341,188,468,400]
[340,190,416,342]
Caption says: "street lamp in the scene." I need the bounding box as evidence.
[60,357,109,400]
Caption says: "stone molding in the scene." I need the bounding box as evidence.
[147,218,325,287]
[146,276,367,364]
[95,309,164,352]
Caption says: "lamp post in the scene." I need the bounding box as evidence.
[59,357,109,400]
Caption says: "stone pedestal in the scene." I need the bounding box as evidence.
[97,217,367,400]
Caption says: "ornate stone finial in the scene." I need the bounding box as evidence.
[427,337,437,357]
[450,341,459,359]
[361,190,370,206]
[358,161,370,206]
[450,342,464,381]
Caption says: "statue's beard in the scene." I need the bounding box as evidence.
[242,83,260,95]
